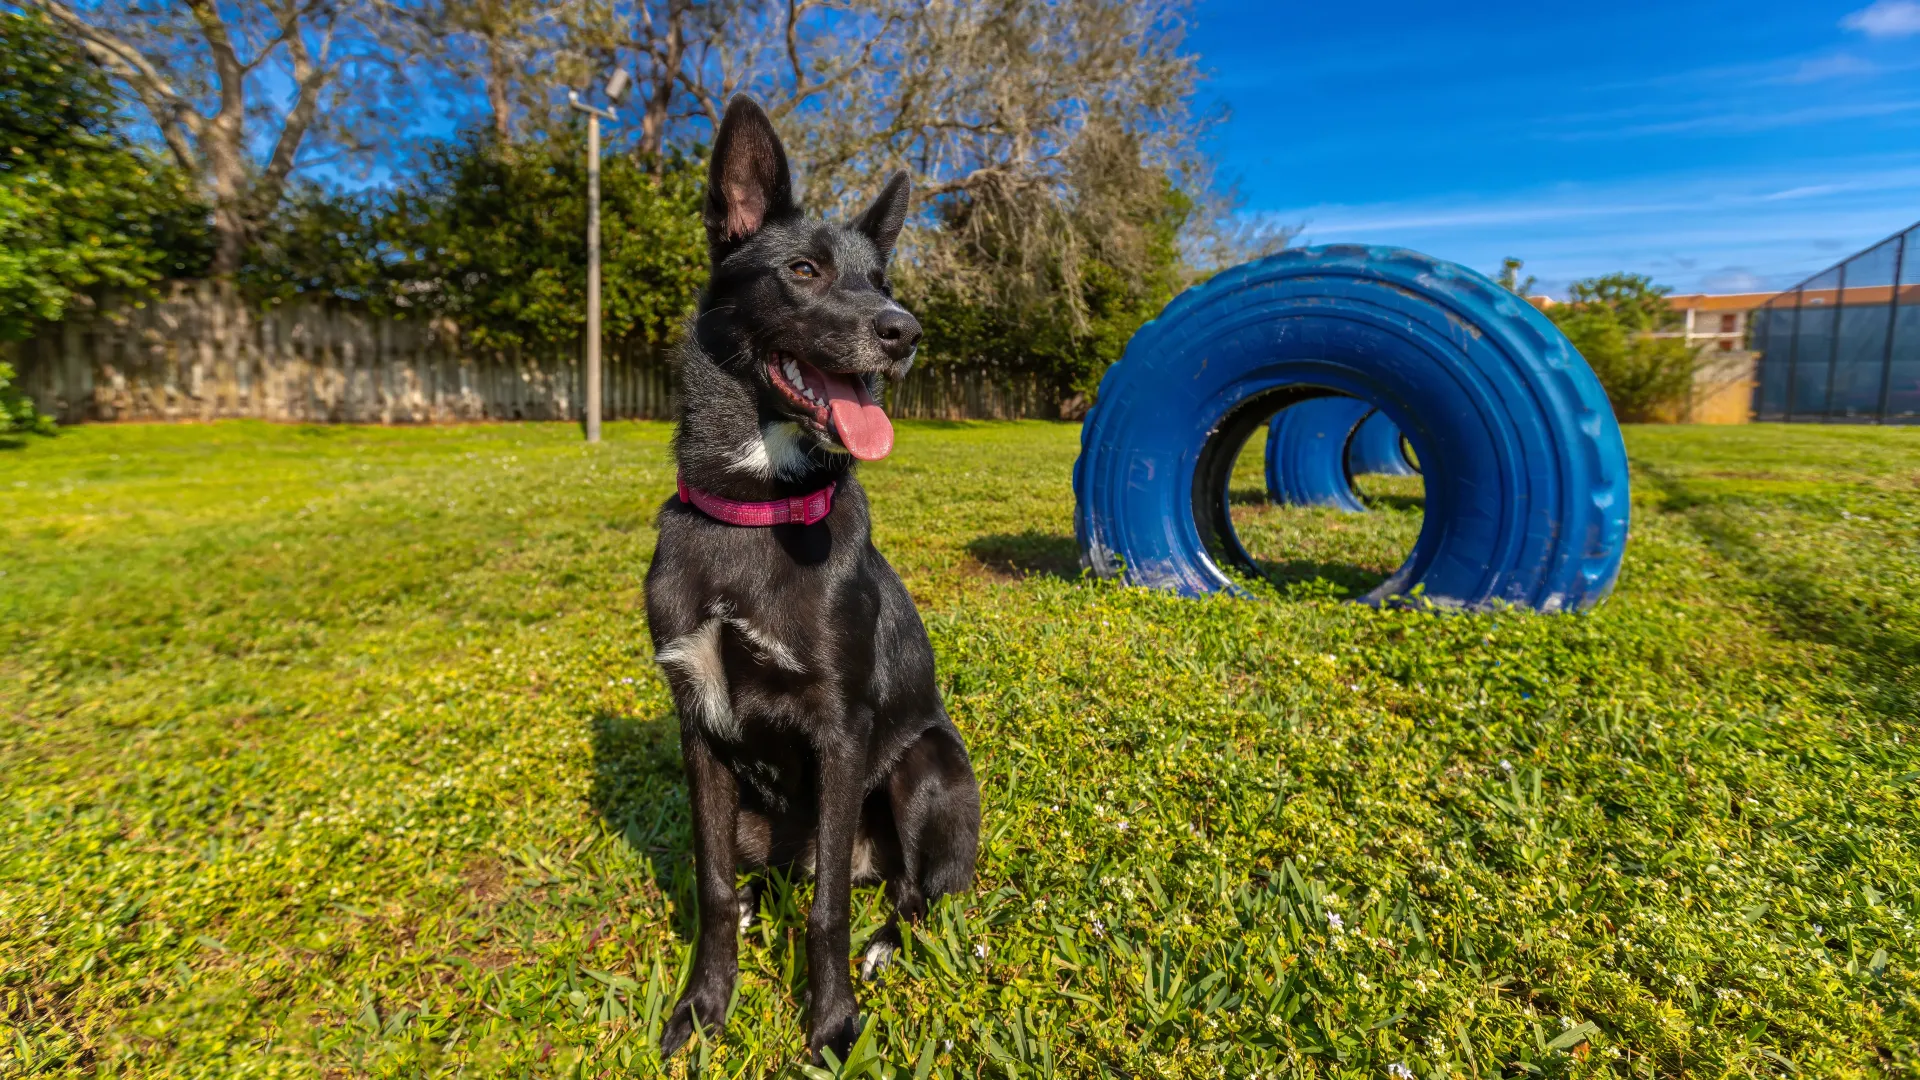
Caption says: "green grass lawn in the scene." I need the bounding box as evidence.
[3,419,1919,1078]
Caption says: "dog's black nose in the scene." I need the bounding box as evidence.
[873,306,922,357]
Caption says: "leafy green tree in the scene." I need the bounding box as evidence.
[905,127,1193,403]
[0,10,210,341]
[1548,272,1700,423]
[29,0,396,276]
[1,10,211,433]
[393,132,707,351]
[1496,256,1535,296]
[240,131,708,353]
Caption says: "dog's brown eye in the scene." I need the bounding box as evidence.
[789,260,819,279]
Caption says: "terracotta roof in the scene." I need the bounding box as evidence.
[1747,284,1920,308]
[1665,292,1775,312]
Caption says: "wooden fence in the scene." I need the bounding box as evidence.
[9,283,1061,425]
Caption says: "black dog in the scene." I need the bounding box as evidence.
[643,96,980,1061]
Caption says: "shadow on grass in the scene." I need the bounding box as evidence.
[1231,486,1426,515]
[966,530,1083,580]
[584,711,857,978]
[1249,558,1390,599]
[1638,461,1918,720]
[587,709,698,941]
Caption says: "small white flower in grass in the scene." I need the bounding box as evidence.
[1326,911,1343,932]
[1090,918,1105,937]
[1389,1063,1414,1080]
[1116,820,1128,832]
[1500,759,1514,773]
[944,1039,953,1052]
[974,943,988,959]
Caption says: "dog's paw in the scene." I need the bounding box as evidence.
[659,985,731,1058]
[807,1005,861,1064]
[859,939,896,981]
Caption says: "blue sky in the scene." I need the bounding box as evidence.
[1187,0,1920,296]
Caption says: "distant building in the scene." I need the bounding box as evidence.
[1663,292,1773,352]
[1661,293,1772,424]
[1529,290,1768,424]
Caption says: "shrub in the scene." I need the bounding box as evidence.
[241,133,709,355]
[0,357,54,435]
[1548,273,1701,422]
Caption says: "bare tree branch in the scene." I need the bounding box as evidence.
[259,1,333,206]
[33,0,390,274]
[25,0,201,169]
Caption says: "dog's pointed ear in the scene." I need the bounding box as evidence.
[704,96,795,246]
[854,170,911,261]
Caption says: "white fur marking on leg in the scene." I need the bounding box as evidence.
[738,896,756,931]
[860,940,896,980]
[850,835,879,885]
[654,620,734,738]
[724,617,805,672]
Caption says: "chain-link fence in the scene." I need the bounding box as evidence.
[1752,221,1920,423]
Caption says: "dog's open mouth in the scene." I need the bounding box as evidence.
[767,354,894,461]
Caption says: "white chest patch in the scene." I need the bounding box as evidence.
[654,619,734,738]
[730,421,813,480]
[654,607,807,739]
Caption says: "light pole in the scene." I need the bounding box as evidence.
[568,68,629,444]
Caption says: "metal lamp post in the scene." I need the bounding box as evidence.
[568,68,630,443]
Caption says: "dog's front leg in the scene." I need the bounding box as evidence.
[806,728,866,1061]
[660,731,741,1057]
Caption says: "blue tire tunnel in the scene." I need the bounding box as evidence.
[1071,245,1630,613]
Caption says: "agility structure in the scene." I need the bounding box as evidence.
[1072,245,1629,613]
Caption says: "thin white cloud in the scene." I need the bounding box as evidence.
[1557,98,1920,140]
[1253,160,1920,294]
[1778,53,1881,84]
[1591,49,1909,93]
[1760,184,1850,201]
[1842,0,1920,37]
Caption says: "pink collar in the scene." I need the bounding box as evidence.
[677,474,837,527]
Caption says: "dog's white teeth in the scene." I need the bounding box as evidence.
[785,361,804,388]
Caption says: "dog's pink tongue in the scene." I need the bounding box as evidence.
[816,369,893,461]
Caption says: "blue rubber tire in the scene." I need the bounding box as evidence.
[1347,408,1419,477]
[1072,244,1629,612]
[1263,395,1371,512]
